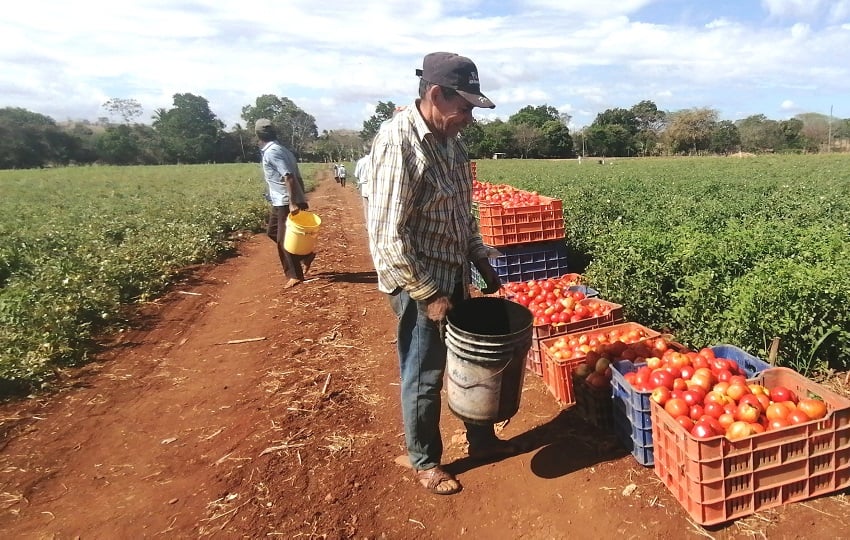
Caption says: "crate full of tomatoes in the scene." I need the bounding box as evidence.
[500,276,622,377]
[471,181,565,247]
[610,344,771,466]
[651,367,850,525]
[540,322,659,406]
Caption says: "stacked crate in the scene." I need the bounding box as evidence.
[469,178,571,376]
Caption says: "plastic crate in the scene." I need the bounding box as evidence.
[473,240,570,285]
[652,367,850,526]
[573,376,614,428]
[568,284,599,298]
[526,347,545,377]
[525,298,624,379]
[611,347,772,467]
[613,398,654,463]
[540,322,659,406]
[710,344,772,375]
[476,196,565,247]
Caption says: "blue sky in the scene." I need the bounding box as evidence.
[1,0,848,132]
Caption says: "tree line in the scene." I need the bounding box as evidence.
[1,93,848,169]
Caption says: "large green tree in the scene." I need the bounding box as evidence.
[509,105,573,158]
[0,108,72,168]
[587,107,638,156]
[96,124,140,165]
[664,108,718,155]
[241,95,317,157]
[710,120,741,155]
[153,93,223,164]
[736,114,782,153]
[631,100,666,156]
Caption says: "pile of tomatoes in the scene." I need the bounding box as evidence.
[502,276,612,327]
[620,345,829,440]
[472,180,545,208]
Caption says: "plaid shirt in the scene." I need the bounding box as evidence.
[366,102,489,300]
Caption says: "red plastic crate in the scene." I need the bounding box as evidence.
[539,322,659,406]
[476,196,565,247]
[524,299,624,378]
[651,367,850,526]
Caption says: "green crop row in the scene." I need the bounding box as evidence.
[476,155,850,374]
[0,163,319,395]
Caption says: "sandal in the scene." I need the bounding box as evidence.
[415,466,461,495]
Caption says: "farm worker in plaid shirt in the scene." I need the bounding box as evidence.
[367,52,513,496]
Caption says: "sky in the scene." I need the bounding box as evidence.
[1,0,849,132]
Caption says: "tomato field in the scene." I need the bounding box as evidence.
[1,155,849,395]
[0,164,319,392]
[477,154,850,376]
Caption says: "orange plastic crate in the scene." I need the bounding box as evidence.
[539,322,659,406]
[523,299,624,379]
[651,367,850,526]
[476,196,565,247]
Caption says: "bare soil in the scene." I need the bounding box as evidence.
[1,172,848,539]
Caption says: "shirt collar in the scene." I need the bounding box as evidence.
[260,141,275,153]
[408,100,435,144]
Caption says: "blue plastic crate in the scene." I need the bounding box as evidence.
[568,284,599,298]
[614,406,653,446]
[473,240,570,285]
[710,344,771,377]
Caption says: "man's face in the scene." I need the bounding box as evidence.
[432,88,475,138]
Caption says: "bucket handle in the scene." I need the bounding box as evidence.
[448,361,512,390]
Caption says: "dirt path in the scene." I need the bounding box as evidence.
[1,173,848,539]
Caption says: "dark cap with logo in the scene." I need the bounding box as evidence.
[415,52,495,109]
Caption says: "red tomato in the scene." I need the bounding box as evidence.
[797,398,828,420]
[665,398,689,418]
[676,415,695,431]
[690,421,717,439]
[787,410,811,425]
[769,385,797,403]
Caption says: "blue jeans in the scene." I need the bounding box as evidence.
[389,287,497,471]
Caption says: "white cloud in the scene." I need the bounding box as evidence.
[761,0,824,18]
[790,23,811,39]
[781,99,796,110]
[1,0,849,131]
[831,1,850,20]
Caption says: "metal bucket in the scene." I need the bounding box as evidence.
[445,297,533,424]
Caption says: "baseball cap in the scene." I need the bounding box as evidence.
[254,118,277,139]
[415,52,495,109]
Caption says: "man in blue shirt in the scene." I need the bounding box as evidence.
[256,118,315,289]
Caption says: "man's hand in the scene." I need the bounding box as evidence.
[288,201,301,216]
[425,294,452,322]
[475,258,502,295]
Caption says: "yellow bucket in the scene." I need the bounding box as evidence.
[283,210,322,255]
[284,211,322,255]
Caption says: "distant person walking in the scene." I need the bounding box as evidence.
[337,163,345,187]
[354,154,371,222]
[256,118,315,289]
[332,163,340,184]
